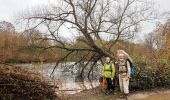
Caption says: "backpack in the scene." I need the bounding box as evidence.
[110,63,113,73]
[126,59,135,77]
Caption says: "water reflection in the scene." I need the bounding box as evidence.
[16,62,101,94]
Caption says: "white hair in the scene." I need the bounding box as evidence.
[117,50,133,62]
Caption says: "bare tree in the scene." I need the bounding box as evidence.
[20,0,155,77]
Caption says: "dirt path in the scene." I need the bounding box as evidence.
[61,88,170,100]
[138,93,170,100]
[133,89,170,100]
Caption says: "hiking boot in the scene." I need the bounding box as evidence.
[113,92,117,95]
[125,96,128,100]
[104,91,109,95]
[125,93,129,100]
[104,90,111,95]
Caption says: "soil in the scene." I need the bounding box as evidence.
[61,87,170,100]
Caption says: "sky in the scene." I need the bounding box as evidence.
[0,0,170,42]
[0,0,49,21]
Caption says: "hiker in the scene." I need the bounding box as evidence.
[117,50,133,99]
[101,57,115,94]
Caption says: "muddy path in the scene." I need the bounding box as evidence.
[133,89,170,100]
[61,88,170,100]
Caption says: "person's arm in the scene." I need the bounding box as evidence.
[112,64,115,78]
[126,61,131,79]
[101,65,105,77]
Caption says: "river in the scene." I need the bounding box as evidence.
[15,62,101,94]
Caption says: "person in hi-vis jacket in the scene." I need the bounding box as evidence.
[101,57,115,94]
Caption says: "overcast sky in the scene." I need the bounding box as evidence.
[0,0,170,41]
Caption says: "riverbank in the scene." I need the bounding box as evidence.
[61,87,170,100]
[0,65,59,100]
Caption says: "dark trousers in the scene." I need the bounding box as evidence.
[106,78,113,90]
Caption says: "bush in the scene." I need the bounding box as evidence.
[129,60,170,91]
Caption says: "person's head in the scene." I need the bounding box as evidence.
[117,49,133,63]
[118,53,126,62]
[105,57,111,63]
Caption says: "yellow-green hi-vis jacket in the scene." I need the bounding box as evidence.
[101,63,115,78]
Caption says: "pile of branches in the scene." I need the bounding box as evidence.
[0,65,59,100]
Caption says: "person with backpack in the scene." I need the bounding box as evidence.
[101,57,115,95]
[117,50,133,100]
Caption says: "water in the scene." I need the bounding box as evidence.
[16,62,101,94]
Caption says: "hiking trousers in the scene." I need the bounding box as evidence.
[106,78,113,90]
[119,74,129,94]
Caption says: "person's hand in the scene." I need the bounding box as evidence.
[115,61,118,64]
[125,76,129,81]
